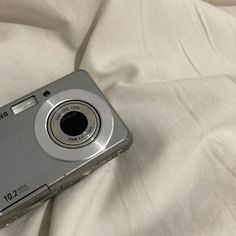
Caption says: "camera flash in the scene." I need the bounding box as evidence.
[11,96,38,115]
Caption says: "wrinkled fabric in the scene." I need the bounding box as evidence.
[1,0,236,235]
[206,0,236,5]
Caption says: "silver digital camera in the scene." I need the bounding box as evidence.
[0,70,132,227]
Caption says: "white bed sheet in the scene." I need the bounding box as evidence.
[221,6,236,16]
[1,0,236,235]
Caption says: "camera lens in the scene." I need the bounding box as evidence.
[60,111,88,136]
[47,101,100,149]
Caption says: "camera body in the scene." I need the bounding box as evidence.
[0,70,132,227]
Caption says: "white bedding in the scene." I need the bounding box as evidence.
[1,0,236,235]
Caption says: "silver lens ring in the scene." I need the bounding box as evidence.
[47,101,100,149]
[34,89,114,162]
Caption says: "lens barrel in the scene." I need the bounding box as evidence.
[47,101,100,149]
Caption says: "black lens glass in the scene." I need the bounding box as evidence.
[60,111,88,136]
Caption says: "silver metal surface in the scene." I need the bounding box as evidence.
[47,101,100,148]
[0,70,132,228]
[34,89,114,161]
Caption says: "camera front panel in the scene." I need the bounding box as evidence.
[0,70,132,227]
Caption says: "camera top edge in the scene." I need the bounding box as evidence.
[0,70,102,114]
